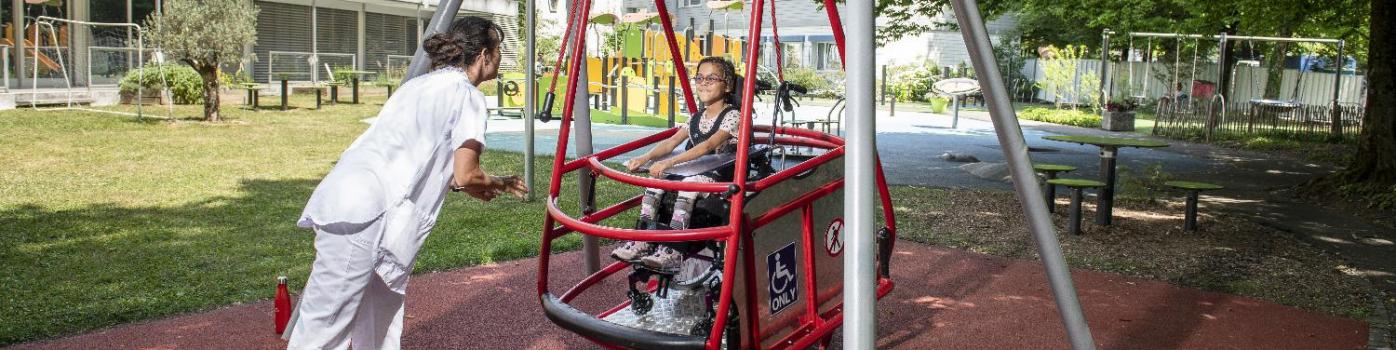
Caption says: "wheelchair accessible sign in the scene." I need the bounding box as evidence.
[767,242,799,315]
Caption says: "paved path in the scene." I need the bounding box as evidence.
[5,242,1367,350]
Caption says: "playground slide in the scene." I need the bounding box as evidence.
[2,38,63,72]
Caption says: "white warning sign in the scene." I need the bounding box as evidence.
[825,218,844,256]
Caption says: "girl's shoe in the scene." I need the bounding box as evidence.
[640,245,685,272]
[611,241,652,261]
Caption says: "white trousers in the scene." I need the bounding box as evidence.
[286,220,405,350]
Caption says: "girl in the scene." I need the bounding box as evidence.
[613,56,742,271]
[286,16,528,350]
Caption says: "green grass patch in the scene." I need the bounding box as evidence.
[0,95,641,345]
[1017,107,1102,128]
[589,108,687,128]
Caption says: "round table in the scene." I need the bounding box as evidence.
[1043,135,1169,225]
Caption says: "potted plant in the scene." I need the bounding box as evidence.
[1101,98,1138,131]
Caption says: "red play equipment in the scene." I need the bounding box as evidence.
[535,0,898,349]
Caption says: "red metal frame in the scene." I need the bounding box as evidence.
[536,0,898,348]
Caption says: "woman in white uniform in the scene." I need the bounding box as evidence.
[285,16,528,350]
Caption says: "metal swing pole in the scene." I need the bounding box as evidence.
[843,0,877,347]
[525,0,537,202]
[950,1,1097,349]
[402,0,464,82]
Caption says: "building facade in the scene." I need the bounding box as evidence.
[4,0,517,89]
[617,0,1019,72]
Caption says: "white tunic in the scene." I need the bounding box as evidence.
[297,67,487,294]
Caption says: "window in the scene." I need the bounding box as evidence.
[681,0,704,8]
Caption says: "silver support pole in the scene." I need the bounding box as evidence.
[949,1,1097,349]
[573,51,601,274]
[524,0,537,202]
[1100,29,1112,108]
[403,0,465,82]
[842,0,877,347]
[13,0,25,90]
[1330,40,1344,136]
[312,0,319,82]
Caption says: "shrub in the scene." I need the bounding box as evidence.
[783,67,834,93]
[118,63,205,104]
[1017,107,1101,128]
[330,66,357,84]
[888,59,940,102]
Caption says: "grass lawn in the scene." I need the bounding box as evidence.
[0,94,641,346]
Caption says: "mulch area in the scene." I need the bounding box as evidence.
[891,186,1378,319]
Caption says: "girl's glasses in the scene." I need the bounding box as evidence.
[692,74,724,86]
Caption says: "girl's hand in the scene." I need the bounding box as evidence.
[625,156,649,172]
[648,160,672,178]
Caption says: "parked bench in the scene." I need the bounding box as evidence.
[1034,163,1078,213]
[234,83,265,109]
[1165,181,1224,231]
[1048,178,1105,235]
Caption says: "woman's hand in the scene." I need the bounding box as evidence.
[648,159,672,178]
[624,156,650,172]
[497,175,529,199]
[463,188,498,202]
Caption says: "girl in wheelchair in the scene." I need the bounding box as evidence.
[614,57,742,272]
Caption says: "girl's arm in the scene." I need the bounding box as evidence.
[647,129,732,177]
[626,128,690,171]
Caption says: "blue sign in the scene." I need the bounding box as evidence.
[767,242,799,315]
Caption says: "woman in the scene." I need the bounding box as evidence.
[285,16,527,350]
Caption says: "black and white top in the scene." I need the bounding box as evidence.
[683,105,741,154]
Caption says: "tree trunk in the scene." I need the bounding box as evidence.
[198,64,222,122]
[1345,0,1396,185]
[1263,27,1294,100]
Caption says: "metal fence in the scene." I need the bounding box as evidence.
[267,51,358,82]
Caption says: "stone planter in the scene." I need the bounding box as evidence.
[1101,110,1135,131]
[120,89,168,105]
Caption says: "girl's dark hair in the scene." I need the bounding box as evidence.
[422,16,504,69]
[696,56,738,104]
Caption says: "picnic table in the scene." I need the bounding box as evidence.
[343,70,375,104]
[1043,135,1169,225]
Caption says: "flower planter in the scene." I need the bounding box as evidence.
[1101,110,1135,131]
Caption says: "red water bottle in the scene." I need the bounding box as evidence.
[275,276,292,335]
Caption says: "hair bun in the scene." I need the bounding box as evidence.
[423,34,465,67]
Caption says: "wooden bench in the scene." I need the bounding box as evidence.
[1047,178,1105,235]
[1164,181,1224,231]
[1033,163,1078,213]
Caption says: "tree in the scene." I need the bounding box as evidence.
[1341,0,1395,187]
[145,0,258,122]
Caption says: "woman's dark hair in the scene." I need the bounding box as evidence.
[696,56,738,104]
[422,16,504,69]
